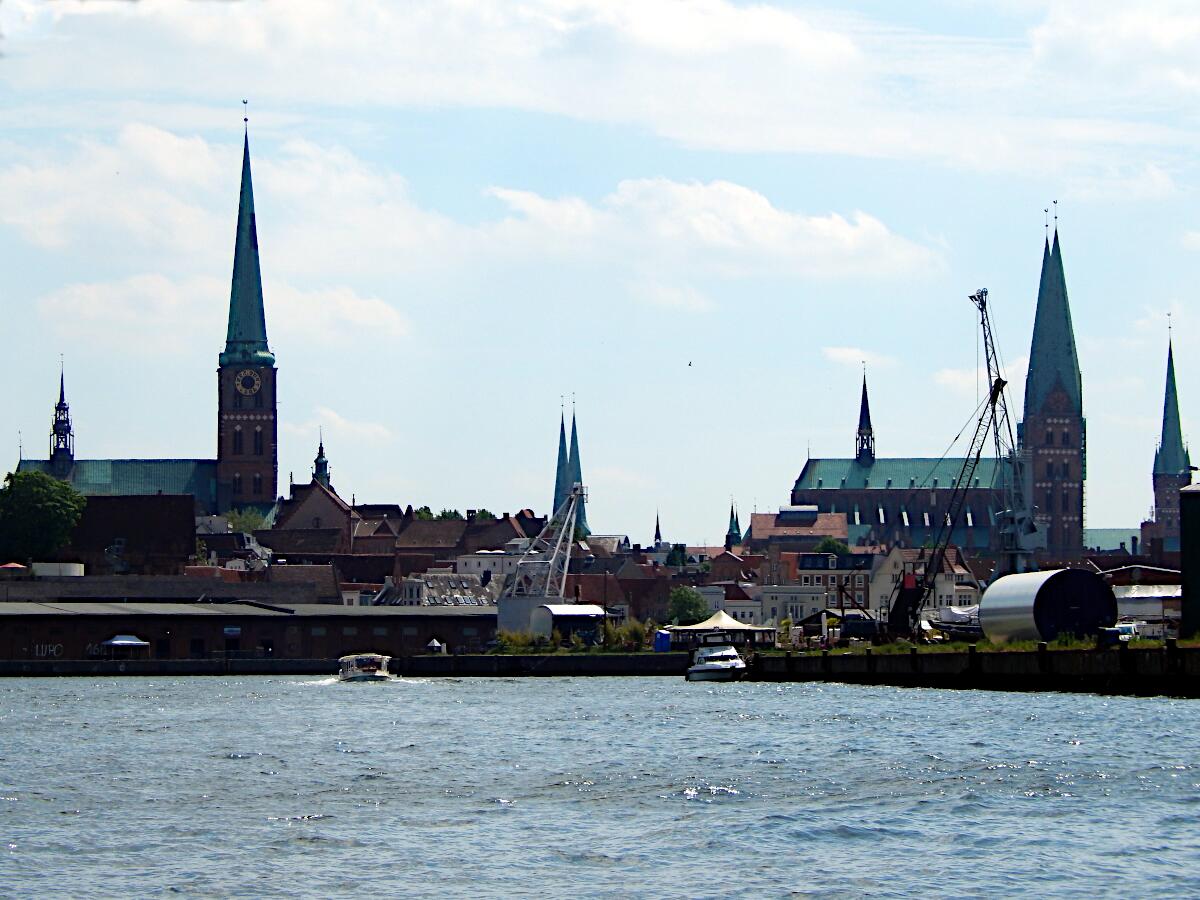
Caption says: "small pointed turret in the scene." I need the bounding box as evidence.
[654,512,662,545]
[1154,338,1190,477]
[1024,231,1082,418]
[313,433,331,489]
[552,412,570,514]
[568,410,589,536]
[220,131,274,368]
[856,372,875,465]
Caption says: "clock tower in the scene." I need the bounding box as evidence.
[216,129,277,512]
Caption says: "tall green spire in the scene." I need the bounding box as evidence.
[1154,338,1190,476]
[220,132,274,367]
[568,411,589,535]
[726,502,741,544]
[1023,232,1081,417]
[552,413,570,513]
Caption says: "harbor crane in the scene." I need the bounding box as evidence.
[887,288,1043,638]
[496,482,586,633]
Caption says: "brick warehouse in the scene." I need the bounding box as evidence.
[0,603,497,662]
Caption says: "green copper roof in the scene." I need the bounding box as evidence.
[1023,233,1081,417]
[16,458,218,511]
[552,414,569,514]
[793,456,1004,492]
[1154,339,1190,476]
[220,133,274,368]
[857,376,872,434]
[726,503,741,541]
[568,412,589,535]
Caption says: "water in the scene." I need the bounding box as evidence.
[2,677,1198,898]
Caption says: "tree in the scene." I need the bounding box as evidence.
[0,471,87,563]
[668,586,709,625]
[436,508,464,520]
[814,537,850,555]
[226,506,265,534]
[665,543,688,567]
[414,505,435,520]
[474,509,497,521]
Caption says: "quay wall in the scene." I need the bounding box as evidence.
[3,646,1200,696]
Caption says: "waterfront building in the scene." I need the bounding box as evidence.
[1018,230,1085,555]
[1140,338,1192,554]
[867,545,980,614]
[17,129,278,516]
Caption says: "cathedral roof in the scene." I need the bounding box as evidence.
[16,458,217,508]
[220,132,274,368]
[792,456,1004,492]
[1154,339,1190,476]
[1023,232,1082,418]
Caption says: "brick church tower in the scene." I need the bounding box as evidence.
[1019,231,1085,556]
[216,129,277,512]
[1141,337,1191,552]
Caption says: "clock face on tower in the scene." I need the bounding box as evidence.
[235,369,263,396]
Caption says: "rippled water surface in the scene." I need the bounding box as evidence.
[2,676,1199,897]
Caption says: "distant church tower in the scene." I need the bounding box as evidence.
[855,372,875,466]
[1141,337,1191,552]
[313,435,331,489]
[216,127,278,511]
[49,368,74,477]
[1019,230,1085,555]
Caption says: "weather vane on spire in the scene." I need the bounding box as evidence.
[1053,199,1058,228]
[243,99,248,130]
[1044,207,1049,235]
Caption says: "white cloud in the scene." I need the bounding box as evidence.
[283,406,393,443]
[3,0,1198,180]
[934,355,1029,409]
[634,282,714,313]
[822,346,896,368]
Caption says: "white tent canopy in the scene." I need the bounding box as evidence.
[101,634,149,647]
[667,610,773,632]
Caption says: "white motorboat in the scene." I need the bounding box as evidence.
[338,653,392,682]
[685,645,747,682]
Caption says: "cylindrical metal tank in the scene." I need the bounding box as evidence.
[979,569,1117,643]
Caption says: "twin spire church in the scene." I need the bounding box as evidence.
[18,130,279,515]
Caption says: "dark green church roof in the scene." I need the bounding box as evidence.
[793,457,1004,492]
[220,132,274,368]
[16,458,218,511]
[1154,339,1190,476]
[1023,232,1082,417]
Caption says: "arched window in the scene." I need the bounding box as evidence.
[254,391,263,409]
[233,427,243,455]
[233,391,243,409]
[1045,430,1053,445]
[1045,491,1053,513]
[233,473,242,495]
[253,427,263,456]
[1062,430,1070,445]
[252,473,263,495]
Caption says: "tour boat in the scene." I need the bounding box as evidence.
[685,645,747,682]
[337,653,392,682]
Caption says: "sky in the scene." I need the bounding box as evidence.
[2,0,1198,545]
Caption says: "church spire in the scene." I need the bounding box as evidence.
[654,511,662,544]
[1024,229,1081,418]
[552,411,570,514]
[568,409,589,536]
[1154,337,1190,476]
[50,365,74,474]
[856,370,875,465]
[313,431,331,489]
[220,129,274,367]
[725,501,742,549]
